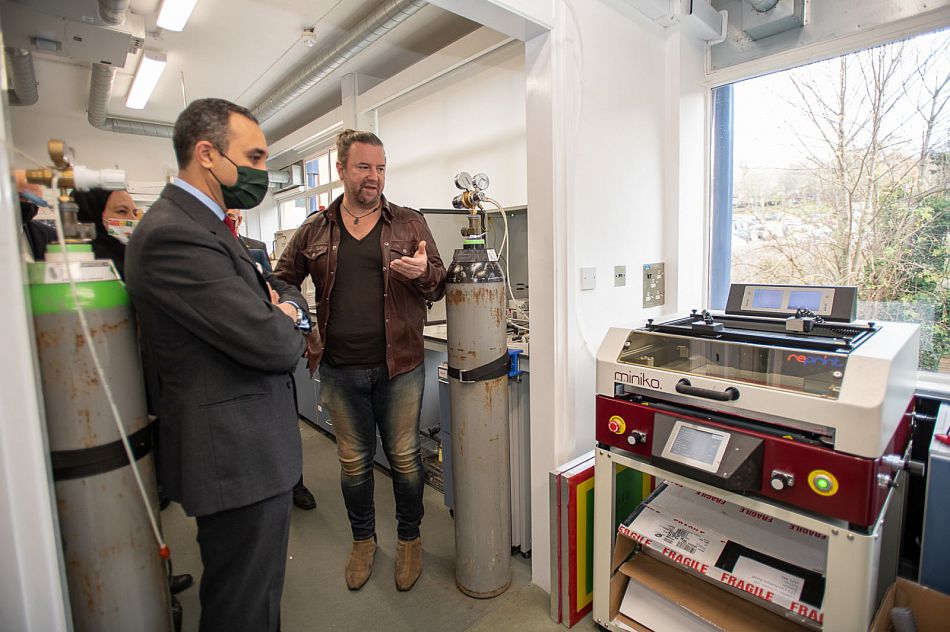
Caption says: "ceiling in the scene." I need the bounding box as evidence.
[3,0,478,143]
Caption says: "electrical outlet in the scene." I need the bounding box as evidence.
[614,265,626,287]
[642,262,665,308]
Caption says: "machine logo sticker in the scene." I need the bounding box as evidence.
[785,353,844,368]
[614,370,662,390]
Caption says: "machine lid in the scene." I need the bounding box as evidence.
[645,311,877,353]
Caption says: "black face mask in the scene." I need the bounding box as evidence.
[210,151,269,210]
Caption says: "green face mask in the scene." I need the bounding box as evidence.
[212,151,269,209]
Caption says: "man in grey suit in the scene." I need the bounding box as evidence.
[126,98,312,632]
[224,208,318,511]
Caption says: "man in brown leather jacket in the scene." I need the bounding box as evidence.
[274,129,446,592]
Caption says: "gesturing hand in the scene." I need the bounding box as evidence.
[390,240,429,280]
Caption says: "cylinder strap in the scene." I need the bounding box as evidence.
[51,421,154,482]
[448,354,510,384]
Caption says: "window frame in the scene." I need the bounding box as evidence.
[272,144,343,233]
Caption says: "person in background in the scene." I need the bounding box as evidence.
[19,195,56,261]
[225,207,318,511]
[126,98,310,632]
[72,188,140,279]
[275,129,446,592]
[14,169,56,260]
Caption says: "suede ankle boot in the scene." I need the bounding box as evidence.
[395,537,423,591]
[346,538,377,590]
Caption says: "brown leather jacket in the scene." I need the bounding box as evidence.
[274,195,446,378]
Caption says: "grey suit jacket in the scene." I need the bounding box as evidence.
[126,184,306,517]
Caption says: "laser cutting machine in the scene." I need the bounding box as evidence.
[592,284,920,631]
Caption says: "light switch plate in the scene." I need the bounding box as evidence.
[642,262,665,308]
[614,265,626,287]
[580,267,596,291]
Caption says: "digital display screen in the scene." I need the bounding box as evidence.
[751,288,784,309]
[669,426,725,466]
[788,290,822,311]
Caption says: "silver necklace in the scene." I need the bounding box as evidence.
[341,202,378,225]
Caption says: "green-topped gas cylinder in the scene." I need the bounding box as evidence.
[29,244,172,631]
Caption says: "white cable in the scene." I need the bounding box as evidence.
[47,177,167,556]
[480,197,516,306]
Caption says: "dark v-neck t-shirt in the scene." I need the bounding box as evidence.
[323,215,387,368]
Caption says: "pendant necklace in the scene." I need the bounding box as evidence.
[342,202,378,225]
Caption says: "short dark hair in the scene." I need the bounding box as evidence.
[336,129,384,167]
[173,98,258,169]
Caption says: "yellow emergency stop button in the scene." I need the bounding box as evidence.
[808,470,839,496]
[607,415,626,435]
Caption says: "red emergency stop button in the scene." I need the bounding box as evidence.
[607,415,626,435]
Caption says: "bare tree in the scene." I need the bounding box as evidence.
[734,33,950,306]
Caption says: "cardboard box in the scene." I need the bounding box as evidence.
[618,483,826,627]
[869,578,950,632]
[608,552,807,631]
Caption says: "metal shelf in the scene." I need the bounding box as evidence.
[591,446,905,631]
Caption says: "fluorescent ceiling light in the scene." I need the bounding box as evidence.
[157,0,198,32]
[126,51,167,110]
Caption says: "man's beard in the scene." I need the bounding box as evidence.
[350,182,380,208]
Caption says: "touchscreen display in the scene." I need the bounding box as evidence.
[788,290,822,311]
[751,288,784,309]
[669,426,725,465]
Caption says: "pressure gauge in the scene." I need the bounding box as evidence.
[454,172,473,191]
[473,173,490,191]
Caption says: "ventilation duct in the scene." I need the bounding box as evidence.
[98,0,131,26]
[740,0,808,40]
[252,0,427,123]
[86,0,427,137]
[6,48,39,106]
[87,63,174,138]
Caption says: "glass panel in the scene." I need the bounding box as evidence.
[305,159,319,188]
[714,29,950,372]
[616,331,846,399]
[318,191,329,211]
[259,202,279,252]
[328,149,338,175]
[279,198,307,230]
[317,153,330,187]
[330,187,341,203]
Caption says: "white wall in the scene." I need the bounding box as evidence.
[522,0,708,592]
[379,43,526,210]
[9,113,176,183]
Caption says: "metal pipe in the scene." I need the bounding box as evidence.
[6,48,38,106]
[87,63,174,138]
[98,0,131,26]
[252,0,427,123]
[748,0,780,12]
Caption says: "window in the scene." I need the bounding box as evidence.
[711,29,950,372]
[279,198,307,230]
[258,145,343,248]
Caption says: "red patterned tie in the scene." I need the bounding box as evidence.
[223,214,238,238]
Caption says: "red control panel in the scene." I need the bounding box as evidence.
[595,395,912,527]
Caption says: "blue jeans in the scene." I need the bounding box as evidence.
[320,363,425,541]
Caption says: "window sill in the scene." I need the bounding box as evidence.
[916,372,950,401]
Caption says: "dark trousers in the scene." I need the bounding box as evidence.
[195,489,293,632]
[320,363,425,541]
